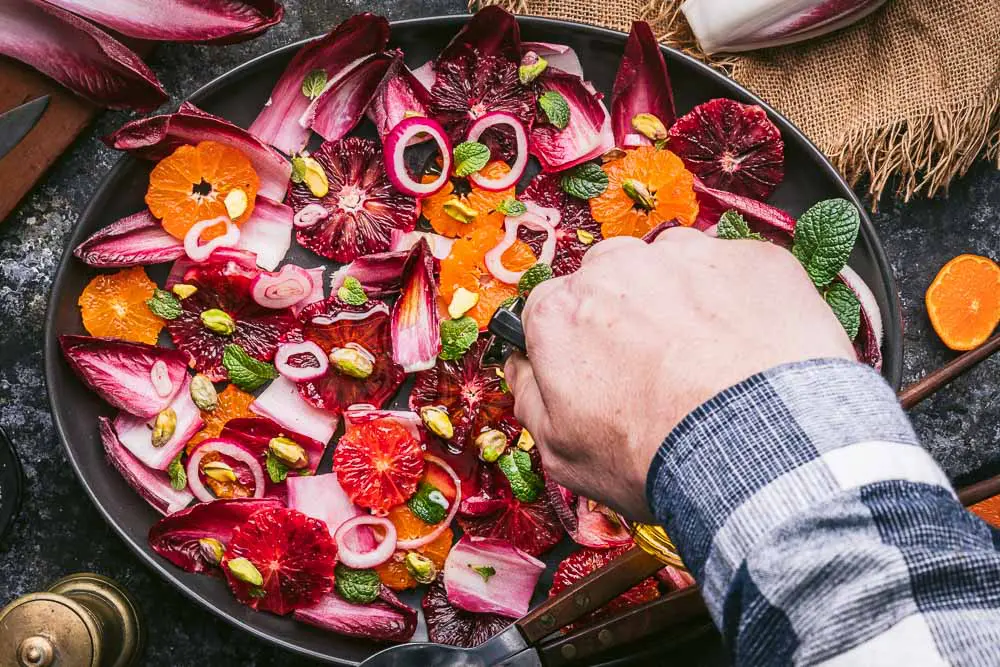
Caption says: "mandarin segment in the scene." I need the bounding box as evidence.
[926,254,1000,351]
[78,267,164,344]
[375,506,455,590]
[187,384,256,453]
[422,162,514,238]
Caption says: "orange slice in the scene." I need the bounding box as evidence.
[375,505,455,591]
[186,384,256,453]
[78,267,163,344]
[971,495,1000,529]
[422,162,515,238]
[926,254,1000,351]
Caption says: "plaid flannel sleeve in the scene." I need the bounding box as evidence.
[647,358,1000,666]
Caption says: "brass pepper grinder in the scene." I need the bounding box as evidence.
[0,573,143,667]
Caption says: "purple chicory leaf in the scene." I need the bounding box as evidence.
[100,417,193,516]
[148,497,282,573]
[304,52,395,142]
[522,42,583,78]
[390,229,454,261]
[248,13,389,154]
[693,177,796,236]
[391,239,441,373]
[546,483,632,550]
[0,0,166,111]
[60,335,188,418]
[235,196,292,271]
[295,587,417,642]
[443,535,545,618]
[286,472,375,551]
[73,210,183,268]
[114,376,204,470]
[105,102,291,201]
[250,375,339,445]
[611,22,676,148]
[220,416,326,473]
[328,250,409,298]
[439,5,521,64]
[366,56,434,143]
[529,69,614,172]
[40,0,283,44]
[412,60,437,90]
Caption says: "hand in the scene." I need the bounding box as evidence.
[504,228,855,521]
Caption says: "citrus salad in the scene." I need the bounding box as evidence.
[61,8,883,647]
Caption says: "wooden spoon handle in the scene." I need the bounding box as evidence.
[516,546,663,644]
[899,333,1000,410]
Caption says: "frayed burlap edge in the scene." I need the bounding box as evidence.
[470,0,1000,208]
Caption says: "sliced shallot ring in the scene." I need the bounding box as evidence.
[274,341,329,382]
[184,216,241,262]
[293,203,330,229]
[396,455,462,551]
[185,440,265,503]
[467,112,528,192]
[250,264,314,309]
[384,117,452,198]
[485,206,558,284]
[334,515,397,568]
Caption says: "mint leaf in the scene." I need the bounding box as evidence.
[334,564,380,604]
[470,564,497,583]
[146,289,182,320]
[497,198,527,217]
[791,199,860,288]
[302,69,327,100]
[825,282,861,340]
[290,155,307,183]
[222,344,278,391]
[453,141,491,177]
[337,276,368,306]
[498,451,543,503]
[518,263,553,296]
[716,210,764,241]
[538,90,570,130]
[407,482,449,524]
[168,452,187,491]
[561,163,609,200]
[265,450,289,484]
[440,316,479,361]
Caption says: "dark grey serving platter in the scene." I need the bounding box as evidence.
[44,14,903,666]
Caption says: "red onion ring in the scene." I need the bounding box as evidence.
[839,265,884,345]
[484,203,559,284]
[396,455,462,551]
[186,439,265,503]
[150,360,173,398]
[384,117,452,198]
[250,264,314,309]
[334,515,397,568]
[467,112,528,191]
[274,341,329,382]
[293,203,329,229]
[183,216,240,262]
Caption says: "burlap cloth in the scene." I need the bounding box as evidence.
[472,0,1000,208]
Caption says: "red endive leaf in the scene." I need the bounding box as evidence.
[41,0,283,44]
[305,52,395,143]
[0,0,166,111]
[611,21,676,147]
[73,209,184,268]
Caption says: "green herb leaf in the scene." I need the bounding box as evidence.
[470,564,497,583]
[290,155,307,184]
[337,276,369,306]
[168,452,187,491]
[265,450,289,484]
[146,289,182,320]
[497,198,527,217]
[301,69,327,100]
[824,282,861,340]
[538,90,570,130]
[498,451,544,503]
[439,316,479,361]
[560,163,609,200]
[518,263,553,296]
[716,210,765,241]
[247,587,268,599]
[222,344,278,391]
[407,481,449,524]
[791,199,860,288]
[334,564,381,604]
[499,296,519,310]
[453,141,491,177]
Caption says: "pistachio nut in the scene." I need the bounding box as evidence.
[268,436,309,469]
[447,287,480,320]
[151,408,177,448]
[224,188,249,219]
[403,110,425,119]
[293,155,329,198]
[202,460,237,483]
[199,537,225,565]
[602,148,628,163]
[442,198,478,224]
[516,428,535,451]
[576,229,596,245]
[631,113,668,141]
[226,557,264,586]
[200,308,235,336]
[622,179,656,211]
[172,283,198,299]
[189,374,219,412]
[404,552,439,584]
[518,51,548,85]
[420,406,454,440]
[329,343,375,379]
[476,429,508,463]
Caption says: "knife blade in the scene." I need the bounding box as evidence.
[0,96,50,160]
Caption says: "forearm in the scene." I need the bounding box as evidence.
[648,359,1000,665]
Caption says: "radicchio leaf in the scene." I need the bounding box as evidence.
[73,210,184,268]
[248,13,389,153]
[611,22,676,148]
[304,52,394,143]
[149,497,282,573]
[105,102,291,201]
[391,239,441,373]
[60,335,188,418]
[40,0,283,44]
[0,0,166,111]
[693,177,796,236]
[529,69,614,172]
[164,247,260,289]
[366,55,434,143]
[328,250,409,298]
[443,535,545,618]
[294,587,417,642]
[546,483,632,549]
[235,196,293,271]
[438,5,521,64]
[221,416,327,472]
[100,417,194,516]
[286,472,374,551]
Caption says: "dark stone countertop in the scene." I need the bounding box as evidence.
[0,1,997,664]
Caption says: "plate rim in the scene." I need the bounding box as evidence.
[43,13,903,665]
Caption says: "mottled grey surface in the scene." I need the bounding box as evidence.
[0,0,998,665]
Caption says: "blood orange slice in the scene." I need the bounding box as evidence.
[520,172,603,276]
[423,580,511,647]
[333,418,425,514]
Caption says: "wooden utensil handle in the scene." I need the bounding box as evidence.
[516,546,663,644]
[537,587,710,666]
[899,334,1000,410]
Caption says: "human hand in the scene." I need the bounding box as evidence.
[504,229,855,521]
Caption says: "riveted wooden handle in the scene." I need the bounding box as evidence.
[516,546,663,644]
[899,334,1000,410]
